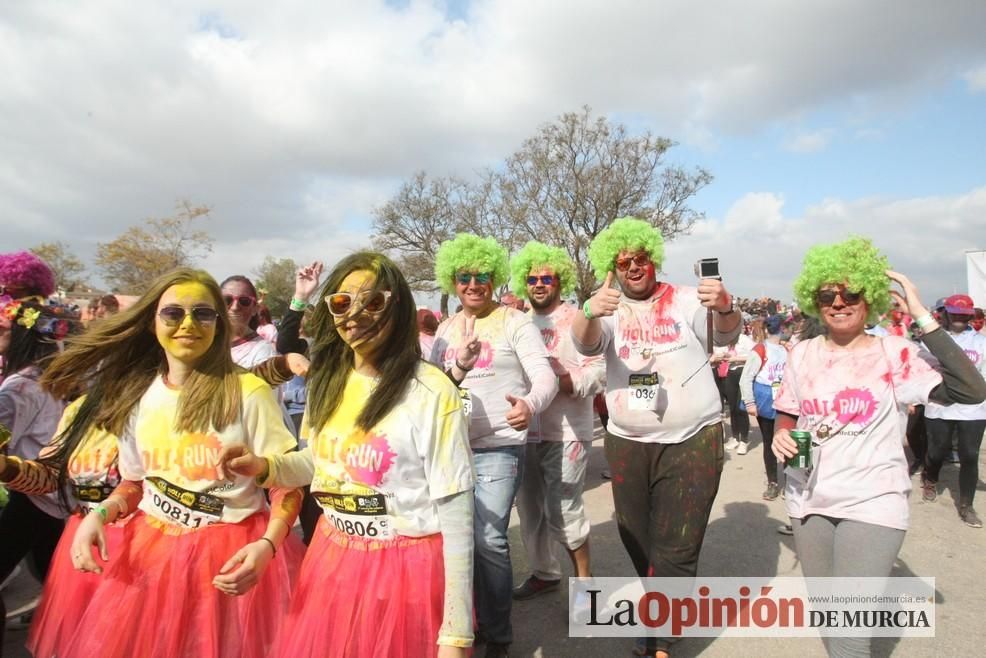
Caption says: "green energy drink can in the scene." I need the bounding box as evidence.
[787,430,812,469]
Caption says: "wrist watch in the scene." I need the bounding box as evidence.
[716,296,736,314]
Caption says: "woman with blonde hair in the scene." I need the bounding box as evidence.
[47,267,303,658]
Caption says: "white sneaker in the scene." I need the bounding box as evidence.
[737,441,749,455]
[724,438,740,450]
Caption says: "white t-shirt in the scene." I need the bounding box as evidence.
[755,342,788,387]
[0,368,68,518]
[430,306,557,449]
[923,329,986,421]
[118,373,297,526]
[773,335,941,530]
[57,396,123,514]
[231,334,278,368]
[266,362,475,539]
[573,283,723,444]
[527,304,606,443]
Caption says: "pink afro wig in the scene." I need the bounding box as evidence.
[0,251,56,298]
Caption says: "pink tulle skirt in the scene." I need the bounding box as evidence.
[62,511,303,658]
[27,514,128,658]
[270,517,446,658]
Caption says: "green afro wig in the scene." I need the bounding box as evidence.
[793,235,892,322]
[434,233,510,294]
[587,216,664,280]
[509,241,576,299]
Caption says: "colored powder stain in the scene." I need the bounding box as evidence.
[900,348,912,379]
[651,282,676,319]
[613,474,625,484]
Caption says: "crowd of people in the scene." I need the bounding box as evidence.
[1,222,985,658]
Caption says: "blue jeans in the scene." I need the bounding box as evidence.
[472,445,525,645]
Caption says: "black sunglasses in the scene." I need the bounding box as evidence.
[526,275,556,286]
[815,287,865,307]
[222,295,256,309]
[158,306,219,327]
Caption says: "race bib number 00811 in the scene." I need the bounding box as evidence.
[314,491,394,540]
[628,373,659,411]
[143,476,224,529]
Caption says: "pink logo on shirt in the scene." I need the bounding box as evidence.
[342,431,396,487]
[832,387,878,425]
[444,341,494,369]
[964,349,981,365]
[541,328,558,351]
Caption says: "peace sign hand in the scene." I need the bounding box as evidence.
[454,315,482,371]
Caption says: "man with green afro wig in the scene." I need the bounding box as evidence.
[792,235,893,324]
[507,241,604,609]
[429,233,558,655]
[571,215,742,657]
[433,233,510,295]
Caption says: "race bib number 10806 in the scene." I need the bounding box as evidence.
[314,491,394,540]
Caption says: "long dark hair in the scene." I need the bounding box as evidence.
[305,252,421,432]
[220,275,260,332]
[1,301,62,378]
[40,268,242,508]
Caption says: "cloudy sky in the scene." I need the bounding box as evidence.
[2,0,985,305]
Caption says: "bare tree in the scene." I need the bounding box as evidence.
[254,256,298,318]
[373,108,712,308]
[30,241,87,292]
[498,106,712,302]
[371,172,473,316]
[96,200,213,294]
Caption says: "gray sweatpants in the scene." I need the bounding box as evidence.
[792,515,906,658]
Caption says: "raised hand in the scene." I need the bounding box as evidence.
[587,272,621,318]
[505,393,532,430]
[294,261,325,302]
[215,443,267,481]
[454,315,482,371]
[886,270,930,320]
[697,278,731,311]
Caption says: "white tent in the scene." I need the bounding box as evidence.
[967,250,986,308]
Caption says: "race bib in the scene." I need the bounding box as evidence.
[459,388,473,419]
[628,373,659,411]
[143,476,224,529]
[771,381,782,400]
[73,481,113,514]
[314,491,394,540]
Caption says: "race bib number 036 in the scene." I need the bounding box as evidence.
[628,373,659,411]
[314,491,394,540]
[144,476,224,528]
[73,481,114,514]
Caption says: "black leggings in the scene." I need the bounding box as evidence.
[924,417,986,505]
[0,491,65,647]
[756,416,777,483]
[719,368,749,440]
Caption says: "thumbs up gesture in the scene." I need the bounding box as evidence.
[586,271,621,319]
[454,314,482,371]
[505,393,532,430]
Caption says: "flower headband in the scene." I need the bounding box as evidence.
[0,295,71,339]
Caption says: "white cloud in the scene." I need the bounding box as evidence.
[783,130,834,153]
[661,187,986,301]
[0,1,984,290]
[963,64,986,92]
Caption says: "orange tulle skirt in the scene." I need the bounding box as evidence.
[27,514,127,658]
[270,517,446,658]
[61,511,302,658]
